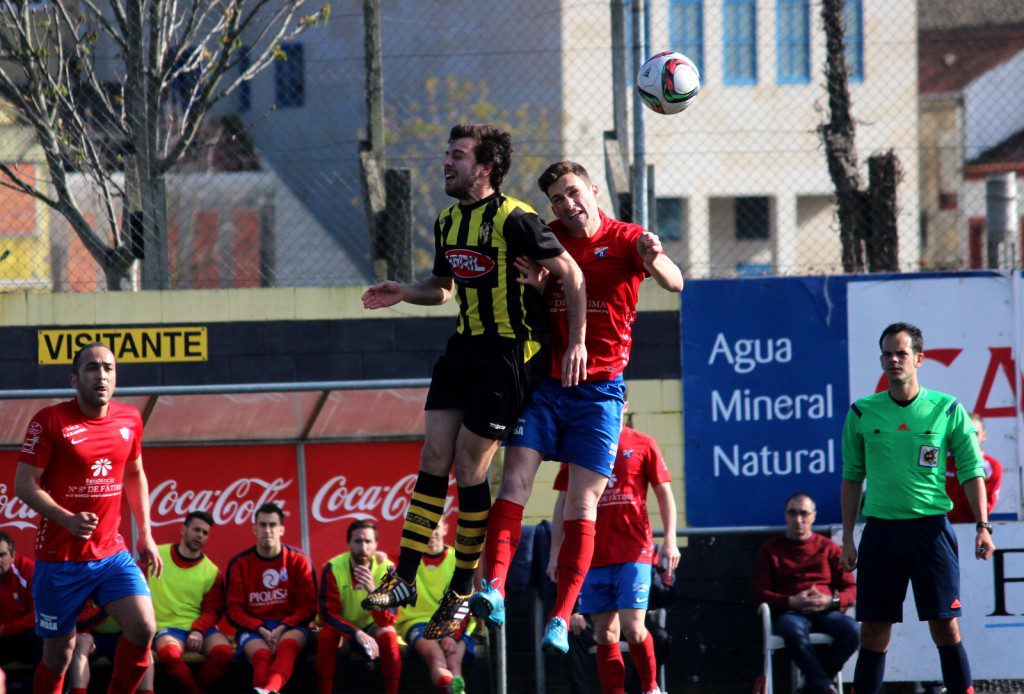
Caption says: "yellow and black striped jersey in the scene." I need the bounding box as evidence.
[432,192,564,341]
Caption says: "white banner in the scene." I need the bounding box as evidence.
[838,521,1024,681]
[846,275,1022,518]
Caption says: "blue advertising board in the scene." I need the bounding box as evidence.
[681,277,850,526]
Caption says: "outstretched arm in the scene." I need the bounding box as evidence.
[362,274,455,309]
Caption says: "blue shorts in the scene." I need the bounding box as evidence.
[404,623,476,657]
[235,620,310,653]
[857,515,962,623]
[507,376,626,477]
[579,562,653,615]
[154,626,222,644]
[33,550,151,638]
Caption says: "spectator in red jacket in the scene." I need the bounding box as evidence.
[751,493,859,694]
[225,503,317,694]
[947,413,1003,523]
[0,531,40,667]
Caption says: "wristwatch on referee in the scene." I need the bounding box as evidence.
[977,521,994,534]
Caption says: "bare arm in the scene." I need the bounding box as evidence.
[14,463,96,538]
[653,482,680,573]
[637,232,684,292]
[547,491,567,581]
[123,456,162,577]
[839,479,862,572]
[963,476,995,560]
[536,252,587,386]
[361,274,455,309]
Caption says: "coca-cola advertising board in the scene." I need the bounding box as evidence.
[144,445,300,571]
[0,450,40,553]
[304,441,457,568]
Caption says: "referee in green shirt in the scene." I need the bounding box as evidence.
[840,322,994,694]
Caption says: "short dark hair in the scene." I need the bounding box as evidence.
[538,161,593,196]
[185,511,215,528]
[346,519,378,542]
[449,123,513,189]
[254,502,284,524]
[71,342,112,375]
[879,322,923,353]
[784,492,815,510]
[0,531,12,552]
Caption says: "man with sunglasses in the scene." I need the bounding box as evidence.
[751,493,858,694]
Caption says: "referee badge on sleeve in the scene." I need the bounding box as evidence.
[918,445,940,468]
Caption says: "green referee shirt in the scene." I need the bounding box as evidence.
[841,387,984,519]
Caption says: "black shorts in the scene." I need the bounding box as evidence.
[856,515,962,623]
[425,333,548,441]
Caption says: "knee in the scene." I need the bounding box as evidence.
[125,616,157,645]
[498,473,532,506]
[594,626,620,646]
[774,614,809,641]
[859,622,891,651]
[622,624,647,645]
[929,618,960,646]
[563,491,600,521]
[420,440,452,473]
[44,636,75,670]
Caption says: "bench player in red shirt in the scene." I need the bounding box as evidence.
[471,161,684,654]
[225,502,316,694]
[15,343,162,694]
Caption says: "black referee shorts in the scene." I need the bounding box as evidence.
[856,514,962,623]
[425,333,548,441]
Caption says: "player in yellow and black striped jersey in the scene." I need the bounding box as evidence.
[361,122,588,640]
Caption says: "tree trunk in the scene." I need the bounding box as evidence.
[867,151,902,272]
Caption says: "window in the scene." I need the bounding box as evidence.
[655,197,685,241]
[735,197,770,240]
[776,0,809,83]
[670,0,704,75]
[274,43,305,108]
[723,0,757,84]
[845,0,863,81]
[237,46,251,113]
[737,262,771,277]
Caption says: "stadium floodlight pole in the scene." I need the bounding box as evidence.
[631,0,649,229]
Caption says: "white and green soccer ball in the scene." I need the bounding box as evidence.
[636,51,701,115]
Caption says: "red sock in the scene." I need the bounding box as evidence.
[108,638,151,694]
[315,627,342,694]
[198,643,235,688]
[263,637,303,692]
[157,642,201,694]
[628,631,658,692]
[435,674,453,692]
[548,518,596,623]
[33,662,65,694]
[250,647,273,687]
[71,689,87,694]
[138,690,155,694]
[596,642,626,694]
[485,499,524,596]
[376,629,402,694]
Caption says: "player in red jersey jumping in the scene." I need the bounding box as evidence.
[14,342,162,694]
[225,502,316,694]
[471,161,683,655]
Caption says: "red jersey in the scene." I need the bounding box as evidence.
[554,426,671,566]
[17,400,143,562]
[0,554,34,636]
[750,532,857,616]
[946,451,1003,523]
[225,544,316,631]
[545,211,648,381]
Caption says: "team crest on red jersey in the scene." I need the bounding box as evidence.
[446,249,496,278]
[594,246,609,258]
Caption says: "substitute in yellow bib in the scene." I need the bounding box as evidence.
[396,517,475,694]
[316,520,402,694]
[145,511,232,694]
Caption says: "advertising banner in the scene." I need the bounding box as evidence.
[682,277,850,526]
[0,450,41,554]
[144,445,300,571]
[304,441,457,569]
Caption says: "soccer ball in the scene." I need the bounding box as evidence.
[636,51,701,115]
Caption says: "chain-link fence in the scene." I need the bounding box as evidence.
[1,0,1023,292]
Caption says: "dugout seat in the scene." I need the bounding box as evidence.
[758,602,842,694]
